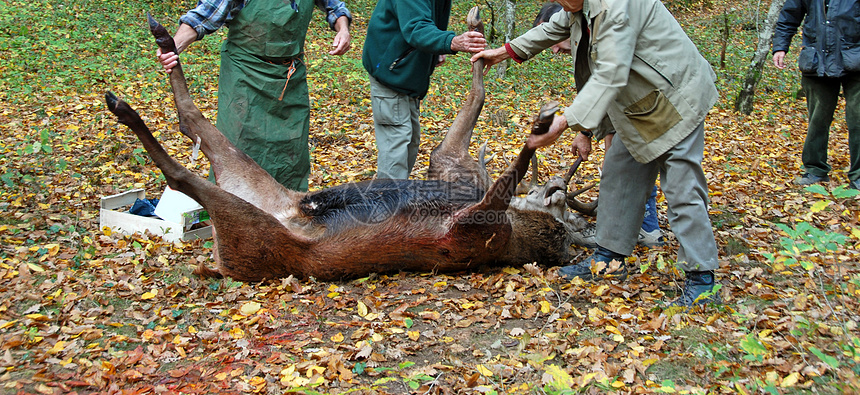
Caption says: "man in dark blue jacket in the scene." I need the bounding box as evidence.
[362,1,485,180]
[773,0,860,189]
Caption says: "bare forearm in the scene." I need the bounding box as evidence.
[173,23,199,54]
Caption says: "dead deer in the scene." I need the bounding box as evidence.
[104,9,591,282]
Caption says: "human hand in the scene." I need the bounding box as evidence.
[450,31,486,53]
[470,47,509,76]
[571,132,592,160]
[329,28,351,55]
[157,24,197,74]
[436,54,447,66]
[772,51,786,69]
[526,114,567,150]
[156,48,179,74]
[329,16,351,55]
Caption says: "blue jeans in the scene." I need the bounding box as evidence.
[641,185,659,232]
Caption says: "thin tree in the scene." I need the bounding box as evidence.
[493,0,517,79]
[734,0,787,115]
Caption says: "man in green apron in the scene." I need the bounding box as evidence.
[157,0,352,191]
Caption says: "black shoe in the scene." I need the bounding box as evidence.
[559,247,628,281]
[669,270,721,307]
[794,173,829,186]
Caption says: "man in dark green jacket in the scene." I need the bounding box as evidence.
[362,0,486,180]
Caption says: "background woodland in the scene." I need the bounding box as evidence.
[0,0,859,393]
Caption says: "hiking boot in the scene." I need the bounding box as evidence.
[794,173,829,186]
[570,223,597,248]
[850,178,860,190]
[559,247,628,281]
[637,228,664,248]
[669,271,721,307]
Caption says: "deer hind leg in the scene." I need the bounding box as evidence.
[427,7,491,191]
[147,15,300,212]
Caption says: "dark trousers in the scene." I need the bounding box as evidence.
[800,72,860,181]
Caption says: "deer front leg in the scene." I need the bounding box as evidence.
[444,103,559,258]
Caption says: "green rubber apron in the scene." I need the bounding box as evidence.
[216,0,313,191]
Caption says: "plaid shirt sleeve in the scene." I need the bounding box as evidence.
[179,0,245,40]
[315,0,352,30]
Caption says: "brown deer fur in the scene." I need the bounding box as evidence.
[104,9,580,282]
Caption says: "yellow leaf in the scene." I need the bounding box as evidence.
[141,289,157,300]
[357,301,368,317]
[810,200,830,213]
[433,281,447,287]
[781,372,800,387]
[0,320,17,329]
[543,364,574,388]
[48,341,66,354]
[502,267,520,275]
[476,364,493,376]
[240,301,261,316]
[306,365,325,377]
[229,327,245,339]
[45,244,60,256]
[331,332,344,343]
[27,263,45,272]
[539,300,552,314]
[408,331,420,341]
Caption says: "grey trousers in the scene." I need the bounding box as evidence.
[369,76,422,179]
[596,122,719,272]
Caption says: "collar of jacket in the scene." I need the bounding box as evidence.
[582,0,608,20]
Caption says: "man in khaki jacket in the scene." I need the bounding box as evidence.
[472,0,721,306]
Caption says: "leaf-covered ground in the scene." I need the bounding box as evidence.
[1,0,859,394]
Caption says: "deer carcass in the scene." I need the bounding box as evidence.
[104,9,588,282]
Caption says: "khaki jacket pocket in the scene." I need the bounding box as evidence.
[623,90,682,143]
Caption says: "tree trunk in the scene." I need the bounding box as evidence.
[719,8,729,69]
[734,0,787,115]
[494,0,516,80]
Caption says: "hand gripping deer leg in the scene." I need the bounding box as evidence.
[147,14,303,215]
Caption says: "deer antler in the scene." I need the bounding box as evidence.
[562,157,598,216]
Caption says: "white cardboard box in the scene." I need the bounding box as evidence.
[100,188,212,242]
